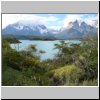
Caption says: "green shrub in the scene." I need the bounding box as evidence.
[48,65,84,86]
[21,57,40,68]
[2,65,20,86]
[80,79,98,86]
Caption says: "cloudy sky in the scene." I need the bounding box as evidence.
[2,14,98,29]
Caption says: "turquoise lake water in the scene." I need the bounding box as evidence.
[10,40,81,60]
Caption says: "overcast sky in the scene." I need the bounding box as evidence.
[2,14,98,29]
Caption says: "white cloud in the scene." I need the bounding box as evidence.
[84,16,98,26]
[2,14,98,30]
[62,14,82,28]
[2,14,59,29]
[62,14,98,28]
[2,14,21,29]
[48,26,61,30]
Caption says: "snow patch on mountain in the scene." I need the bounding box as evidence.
[2,19,98,39]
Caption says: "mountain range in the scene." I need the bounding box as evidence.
[2,20,98,39]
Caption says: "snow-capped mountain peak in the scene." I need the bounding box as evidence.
[55,20,98,39]
[2,19,98,39]
[2,21,52,37]
[66,20,79,29]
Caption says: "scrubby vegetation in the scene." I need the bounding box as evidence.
[2,37,98,86]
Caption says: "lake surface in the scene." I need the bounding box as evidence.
[10,40,81,60]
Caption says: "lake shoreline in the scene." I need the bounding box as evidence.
[10,40,81,61]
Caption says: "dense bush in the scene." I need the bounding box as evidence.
[48,65,84,86]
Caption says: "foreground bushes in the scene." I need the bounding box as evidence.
[2,37,98,86]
